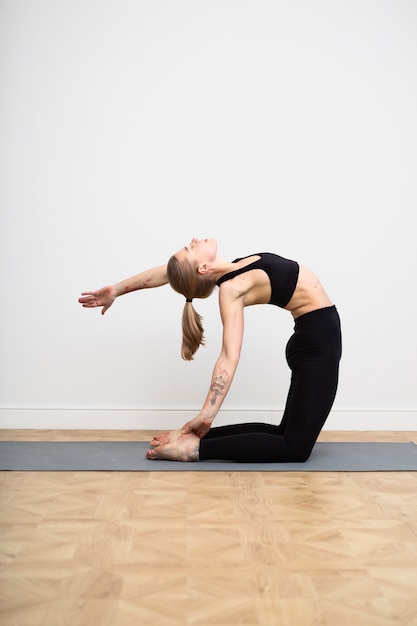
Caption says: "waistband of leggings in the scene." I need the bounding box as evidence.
[294,305,338,328]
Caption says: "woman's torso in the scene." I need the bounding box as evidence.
[217,253,333,318]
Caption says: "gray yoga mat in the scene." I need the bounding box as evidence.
[1,441,417,471]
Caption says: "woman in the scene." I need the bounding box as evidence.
[79,237,342,463]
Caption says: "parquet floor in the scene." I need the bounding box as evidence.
[1,430,417,626]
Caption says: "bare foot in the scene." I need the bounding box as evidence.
[146,432,200,462]
[150,429,182,447]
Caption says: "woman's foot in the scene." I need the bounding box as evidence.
[146,432,200,462]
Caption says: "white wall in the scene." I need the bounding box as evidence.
[1,0,416,430]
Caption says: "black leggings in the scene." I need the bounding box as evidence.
[199,306,342,462]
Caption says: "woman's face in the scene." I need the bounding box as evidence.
[175,238,218,268]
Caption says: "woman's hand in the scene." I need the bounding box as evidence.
[78,286,117,315]
[181,415,213,439]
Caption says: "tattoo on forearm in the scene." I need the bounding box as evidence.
[209,371,229,406]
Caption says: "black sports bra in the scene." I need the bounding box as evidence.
[216,252,299,308]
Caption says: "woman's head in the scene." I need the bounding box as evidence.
[168,237,218,299]
[167,238,218,360]
[167,254,216,301]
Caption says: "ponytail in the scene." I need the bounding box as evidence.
[167,254,216,360]
[181,300,205,360]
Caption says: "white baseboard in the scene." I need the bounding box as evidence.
[0,408,416,430]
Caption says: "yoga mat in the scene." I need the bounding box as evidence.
[1,441,417,471]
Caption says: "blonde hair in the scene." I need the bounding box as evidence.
[167,254,216,360]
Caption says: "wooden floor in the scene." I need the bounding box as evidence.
[1,430,417,626]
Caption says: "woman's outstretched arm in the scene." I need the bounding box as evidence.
[78,264,168,314]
